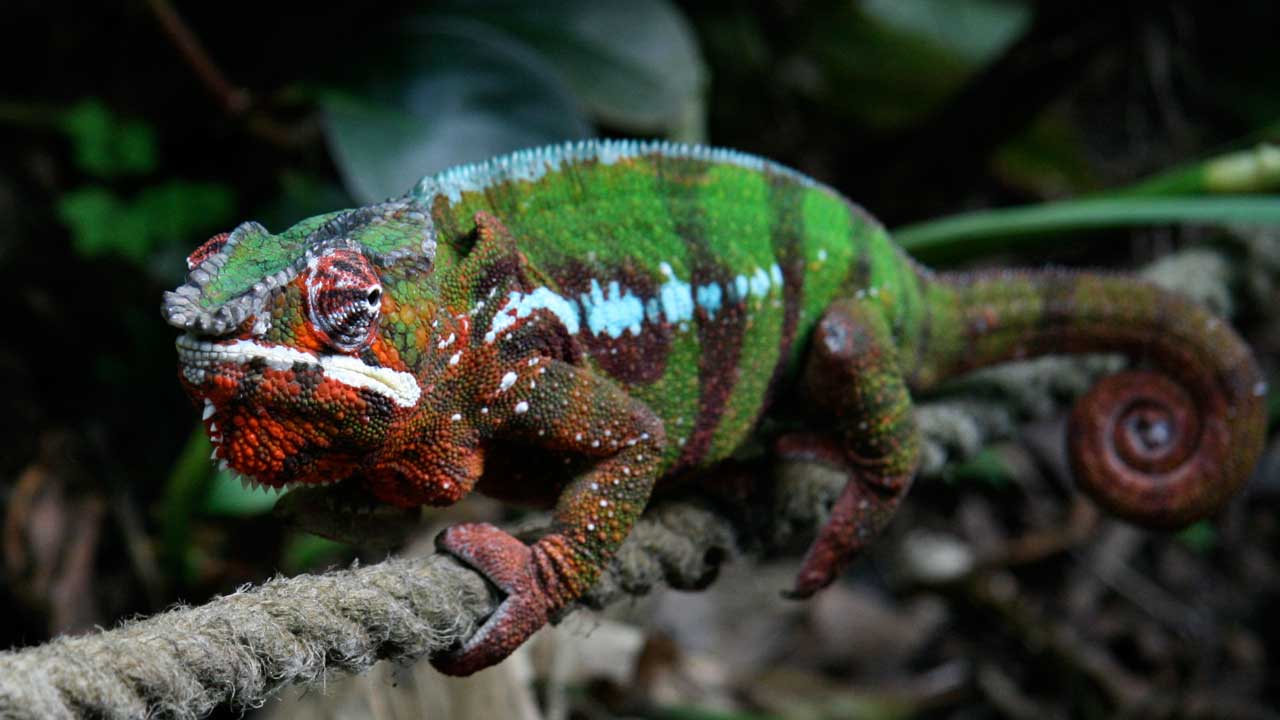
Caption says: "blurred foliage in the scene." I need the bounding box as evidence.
[3,1,1280,716]
[61,100,158,178]
[808,0,1030,130]
[321,0,702,202]
[58,181,235,264]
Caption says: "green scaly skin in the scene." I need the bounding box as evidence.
[162,140,1266,676]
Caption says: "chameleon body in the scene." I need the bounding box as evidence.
[162,140,1266,675]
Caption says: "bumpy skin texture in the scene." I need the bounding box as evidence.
[163,140,1267,675]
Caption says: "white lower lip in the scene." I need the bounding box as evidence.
[176,335,421,408]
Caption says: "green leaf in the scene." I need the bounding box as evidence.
[894,195,1280,263]
[160,425,215,585]
[1176,521,1217,554]
[281,533,350,574]
[808,0,1029,130]
[131,181,237,246]
[862,0,1031,66]
[1124,143,1280,196]
[57,181,236,265]
[446,0,707,136]
[945,447,1013,488]
[60,99,157,178]
[320,18,592,204]
[57,187,140,259]
[203,470,281,516]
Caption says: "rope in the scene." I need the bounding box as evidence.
[0,503,743,720]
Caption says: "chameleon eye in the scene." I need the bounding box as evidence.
[305,249,383,352]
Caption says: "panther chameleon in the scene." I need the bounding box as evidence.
[162,140,1266,675]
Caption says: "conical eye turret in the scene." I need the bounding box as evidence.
[305,248,383,352]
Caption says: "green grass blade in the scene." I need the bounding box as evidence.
[894,195,1280,261]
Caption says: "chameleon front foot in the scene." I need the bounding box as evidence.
[432,522,551,676]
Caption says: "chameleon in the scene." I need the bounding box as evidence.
[162,140,1266,676]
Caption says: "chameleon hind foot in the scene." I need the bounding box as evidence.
[775,435,911,598]
[783,300,921,598]
[791,468,908,598]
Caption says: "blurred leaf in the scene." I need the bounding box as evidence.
[862,0,1030,65]
[160,425,214,585]
[321,18,592,204]
[895,195,1280,263]
[281,533,350,574]
[945,447,1012,488]
[57,181,235,264]
[58,187,138,258]
[60,99,157,177]
[1177,521,1217,554]
[809,0,1029,130]
[1124,142,1280,196]
[446,0,706,136]
[203,470,281,517]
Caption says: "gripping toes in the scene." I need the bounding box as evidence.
[785,300,920,598]
[432,523,550,676]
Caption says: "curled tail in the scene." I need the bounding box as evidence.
[909,269,1266,528]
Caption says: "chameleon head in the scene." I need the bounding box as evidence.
[161,199,437,491]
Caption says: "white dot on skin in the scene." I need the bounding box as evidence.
[600,500,608,507]
[498,371,517,392]
[587,523,595,531]
[450,413,462,422]
[481,407,489,414]
[514,401,529,414]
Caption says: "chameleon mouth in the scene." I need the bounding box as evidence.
[196,394,359,493]
[175,335,422,408]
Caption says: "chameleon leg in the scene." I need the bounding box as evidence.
[785,299,920,598]
[432,359,665,675]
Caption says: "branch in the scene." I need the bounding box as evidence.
[145,0,317,150]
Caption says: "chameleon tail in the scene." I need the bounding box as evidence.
[909,269,1266,528]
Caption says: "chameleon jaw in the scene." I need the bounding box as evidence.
[178,335,420,492]
[174,335,422,408]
